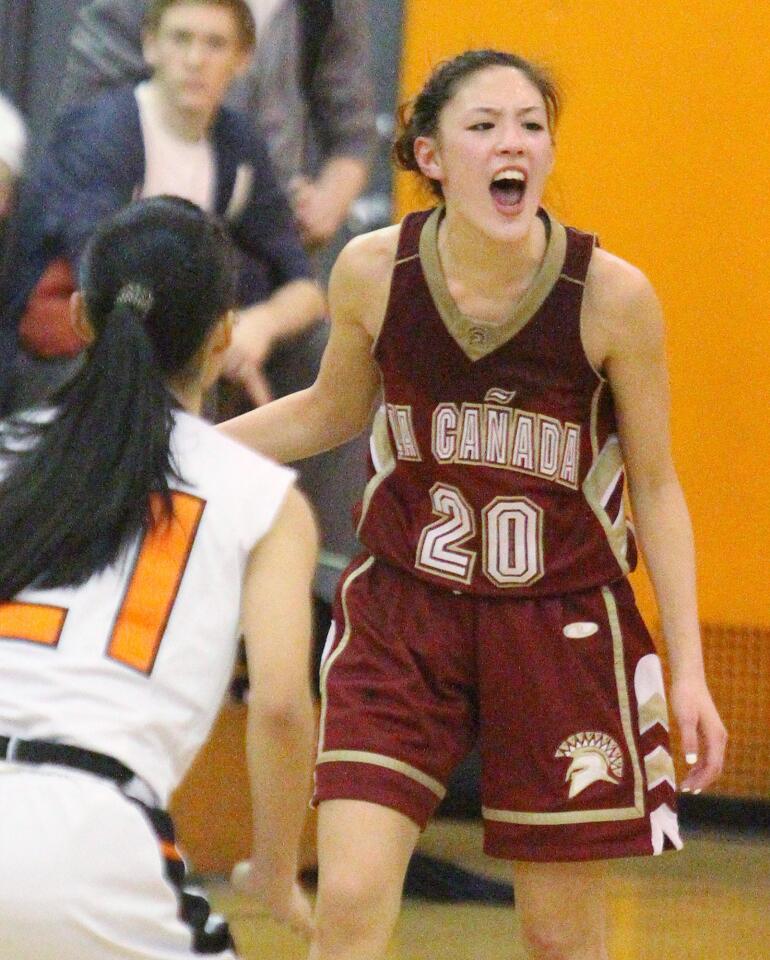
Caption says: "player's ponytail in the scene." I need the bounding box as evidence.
[0,197,236,600]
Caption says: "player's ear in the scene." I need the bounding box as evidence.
[204,310,235,365]
[70,291,95,346]
[413,135,444,185]
[218,310,235,353]
[546,135,556,175]
[233,46,251,79]
[197,310,234,391]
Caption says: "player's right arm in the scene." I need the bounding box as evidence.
[232,485,318,937]
[219,225,399,461]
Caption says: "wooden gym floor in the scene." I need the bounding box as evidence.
[205,818,770,959]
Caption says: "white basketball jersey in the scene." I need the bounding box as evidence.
[0,411,295,805]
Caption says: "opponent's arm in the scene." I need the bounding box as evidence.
[220,229,390,460]
[290,157,370,249]
[589,253,727,793]
[234,486,318,936]
[224,279,326,407]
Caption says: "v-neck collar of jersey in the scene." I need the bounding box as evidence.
[418,205,567,362]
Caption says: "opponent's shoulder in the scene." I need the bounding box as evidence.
[267,484,317,548]
[174,412,293,487]
[584,246,665,354]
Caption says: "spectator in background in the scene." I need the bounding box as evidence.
[0,0,325,416]
[58,0,377,623]
[60,0,376,251]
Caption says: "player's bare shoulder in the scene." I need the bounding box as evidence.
[582,246,665,369]
[328,223,401,340]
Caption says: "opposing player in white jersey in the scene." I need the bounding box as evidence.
[0,196,317,959]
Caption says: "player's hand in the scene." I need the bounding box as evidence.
[289,175,348,249]
[220,307,276,406]
[230,859,313,939]
[669,676,727,794]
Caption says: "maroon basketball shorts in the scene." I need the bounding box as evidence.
[314,555,682,862]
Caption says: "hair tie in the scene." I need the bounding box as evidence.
[115,282,154,316]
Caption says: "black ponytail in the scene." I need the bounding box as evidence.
[0,197,236,600]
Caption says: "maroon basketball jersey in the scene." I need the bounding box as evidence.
[356,207,637,598]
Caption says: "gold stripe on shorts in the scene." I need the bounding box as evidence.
[317,555,375,757]
[317,749,446,800]
[483,584,645,826]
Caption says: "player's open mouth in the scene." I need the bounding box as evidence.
[490,169,526,210]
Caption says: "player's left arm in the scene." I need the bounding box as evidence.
[586,251,727,793]
[232,486,318,937]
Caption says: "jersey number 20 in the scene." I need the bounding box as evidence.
[416,483,544,587]
[0,491,205,675]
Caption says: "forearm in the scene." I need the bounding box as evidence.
[246,695,315,883]
[220,383,367,462]
[630,478,705,680]
[315,156,369,217]
[241,279,325,344]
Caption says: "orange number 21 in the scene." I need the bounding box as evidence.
[0,491,205,675]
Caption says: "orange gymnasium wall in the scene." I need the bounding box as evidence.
[395,1,770,631]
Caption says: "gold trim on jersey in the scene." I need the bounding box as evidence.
[589,380,603,460]
[582,432,632,575]
[315,555,448,802]
[316,749,447,801]
[637,693,670,735]
[418,207,568,361]
[603,585,645,807]
[482,585,645,826]
[578,234,604,380]
[356,405,397,536]
[316,555,376,757]
[643,746,677,791]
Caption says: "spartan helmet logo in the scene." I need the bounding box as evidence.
[555,732,625,799]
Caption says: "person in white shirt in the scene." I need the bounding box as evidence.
[0,92,26,222]
[0,195,318,959]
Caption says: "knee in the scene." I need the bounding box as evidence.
[315,864,396,937]
[519,915,605,960]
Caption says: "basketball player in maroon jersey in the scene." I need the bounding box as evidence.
[223,49,727,960]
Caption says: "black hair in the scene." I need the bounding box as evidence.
[393,49,561,199]
[0,196,236,601]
